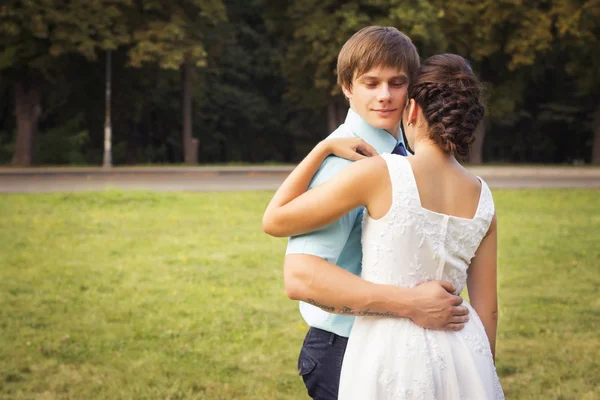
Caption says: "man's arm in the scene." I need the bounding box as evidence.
[285,254,470,330]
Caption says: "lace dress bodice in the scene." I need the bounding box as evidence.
[361,153,495,294]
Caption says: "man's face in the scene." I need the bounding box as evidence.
[343,66,409,133]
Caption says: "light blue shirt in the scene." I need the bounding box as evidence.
[286,108,406,337]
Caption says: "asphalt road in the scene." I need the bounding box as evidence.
[1,166,599,193]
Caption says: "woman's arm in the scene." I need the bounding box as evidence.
[466,213,499,360]
[262,140,383,237]
[262,138,376,237]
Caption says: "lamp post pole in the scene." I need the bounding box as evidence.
[103,50,112,168]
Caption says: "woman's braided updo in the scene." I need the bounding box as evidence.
[408,54,485,157]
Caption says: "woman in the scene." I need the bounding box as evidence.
[263,54,503,399]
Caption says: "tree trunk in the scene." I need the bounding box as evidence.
[182,61,198,164]
[11,79,41,166]
[469,118,486,165]
[592,105,600,165]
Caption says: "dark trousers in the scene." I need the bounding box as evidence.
[298,327,349,400]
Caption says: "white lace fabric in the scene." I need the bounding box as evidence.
[338,153,504,400]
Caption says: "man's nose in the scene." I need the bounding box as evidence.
[377,84,392,101]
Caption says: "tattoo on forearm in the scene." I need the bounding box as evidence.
[306,299,400,318]
[306,298,335,312]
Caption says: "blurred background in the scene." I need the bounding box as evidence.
[1,0,599,167]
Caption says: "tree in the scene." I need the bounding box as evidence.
[128,0,227,164]
[552,0,600,163]
[433,0,553,163]
[0,0,131,166]
[191,0,293,162]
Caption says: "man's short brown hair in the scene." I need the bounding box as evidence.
[337,26,420,90]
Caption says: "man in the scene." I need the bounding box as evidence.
[270,27,470,399]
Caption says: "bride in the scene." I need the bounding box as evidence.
[263,54,504,399]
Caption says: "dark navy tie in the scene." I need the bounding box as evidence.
[392,142,408,156]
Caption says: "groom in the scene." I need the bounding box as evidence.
[283,27,470,399]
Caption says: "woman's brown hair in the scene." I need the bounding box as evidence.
[408,54,485,157]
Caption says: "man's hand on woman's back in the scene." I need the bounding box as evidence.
[407,280,470,331]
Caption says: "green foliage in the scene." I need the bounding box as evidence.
[434,0,553,70]
[552,0,600,96]
[0,0,132,74]
[35,114,89,165]
[0,79,13,163]
[195,0,291,162]
[0,134,14,164]
[433,0,554,129]
[128,0,227,69]
[0,190,599,398]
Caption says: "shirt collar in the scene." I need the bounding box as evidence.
[343,108,404,154]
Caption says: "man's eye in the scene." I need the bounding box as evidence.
[391,82,407,87]
[365,83,377,88]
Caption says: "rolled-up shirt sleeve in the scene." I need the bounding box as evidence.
[285,156,358,264]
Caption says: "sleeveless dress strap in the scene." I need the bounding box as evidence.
[475,178,495,235]
[379,153,421,212]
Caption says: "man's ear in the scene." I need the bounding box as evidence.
[342,84,353,100]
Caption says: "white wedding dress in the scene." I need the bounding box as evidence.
[338,153,504,400]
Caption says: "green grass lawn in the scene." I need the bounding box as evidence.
[0,190,598,399]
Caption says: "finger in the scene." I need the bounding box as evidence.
[359,142,377,157]
[346,152,367,161]
[352,139,375,156]
[445,323,465,331]
[438,280,457,294]
[452,305,469,316]
[451,295,464,306]
[356,148,376,158]
[449,315,470,324]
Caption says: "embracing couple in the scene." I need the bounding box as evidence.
[263,26,504,399]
